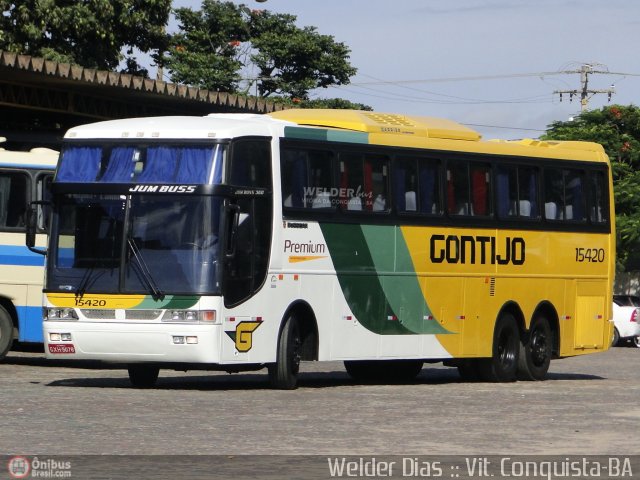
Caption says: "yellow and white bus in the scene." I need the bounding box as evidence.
[0,139,58,359]
[36,110,614,388]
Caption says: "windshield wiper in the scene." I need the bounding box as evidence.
[75,262,104,299]
[127,238,165,301]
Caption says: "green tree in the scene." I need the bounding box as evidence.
[300,98,373,111]
[542,105,640,270]
[0,0,171,74]
[159,1,357,100]
[248,10,357,99]
[158,0,249,91]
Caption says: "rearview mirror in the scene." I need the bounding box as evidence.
[25,201,49,255]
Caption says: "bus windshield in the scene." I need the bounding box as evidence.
[48,194,223,295]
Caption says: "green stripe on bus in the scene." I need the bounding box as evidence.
[360,225,449,335]
[284,126,369,144]
[284,126,329,141]
[320,223,413,335]
[326,130,369,144]
[137,295,200,309]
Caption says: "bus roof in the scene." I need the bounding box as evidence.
[0,147,59,169]
[62,110,607,163]
[270,109,482,141]
[64,114,290,141]
[270,109,608,162]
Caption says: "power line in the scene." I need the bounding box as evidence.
[351,73,554,104]
[343,71,574,86]
[330,76,555,105]
[343,69,640,87]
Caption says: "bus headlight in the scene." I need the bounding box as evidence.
[161,310,217,324]
[45,308,78,321]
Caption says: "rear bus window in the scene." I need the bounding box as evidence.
[589,170,608,224]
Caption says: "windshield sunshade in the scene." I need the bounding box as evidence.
[56,145,224,184]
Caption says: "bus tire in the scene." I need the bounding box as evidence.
[127,365,159,388]
[344,360,423,383]
[0,305,14,361]
[517,314,552,381]
[611,327,620,347]
[478,313,519,382]
[268,314,301,390]
[344,360,376,382]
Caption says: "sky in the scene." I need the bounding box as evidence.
[171,0,640,140]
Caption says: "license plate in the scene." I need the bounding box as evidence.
[48,344,76,354]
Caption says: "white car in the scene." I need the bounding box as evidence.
[611,301,640,347]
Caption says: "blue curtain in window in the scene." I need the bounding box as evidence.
[56,147,101,182]
[419,164,436,214]
[393,165,406,211]
[528,172,538,217]
[138,147,178,183]
[101,147,136,182]
[175,147,213,183]
[496,169,510,218]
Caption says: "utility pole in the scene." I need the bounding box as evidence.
[554,64,615,111]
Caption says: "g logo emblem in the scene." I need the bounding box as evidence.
[225,321,262,352]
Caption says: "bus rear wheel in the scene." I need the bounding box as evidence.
[611,327,620,347]
[268,314,301,390]
[478,313,519,382]
[0,305,14,361]
[344,360,423,383]
[518,314,552,380]
[127,365,160,388]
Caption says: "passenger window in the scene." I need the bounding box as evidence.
[496,166,538,219]
[447,160,492,217]
[589,171,608,224]
[544,168,585,222]
[394,156,440,214]
[229,140,272,189]
[339,153,389,212]
[447,161,469,215]
[281,148,334,209]
[0,171,29,230]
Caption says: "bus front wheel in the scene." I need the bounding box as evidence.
[0,305,14,361]
[478,313,519,382]
[127,365,160,388]
[518,314,552,380]
[268,315,301,390]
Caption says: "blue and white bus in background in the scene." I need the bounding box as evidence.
[0,138,58,359]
